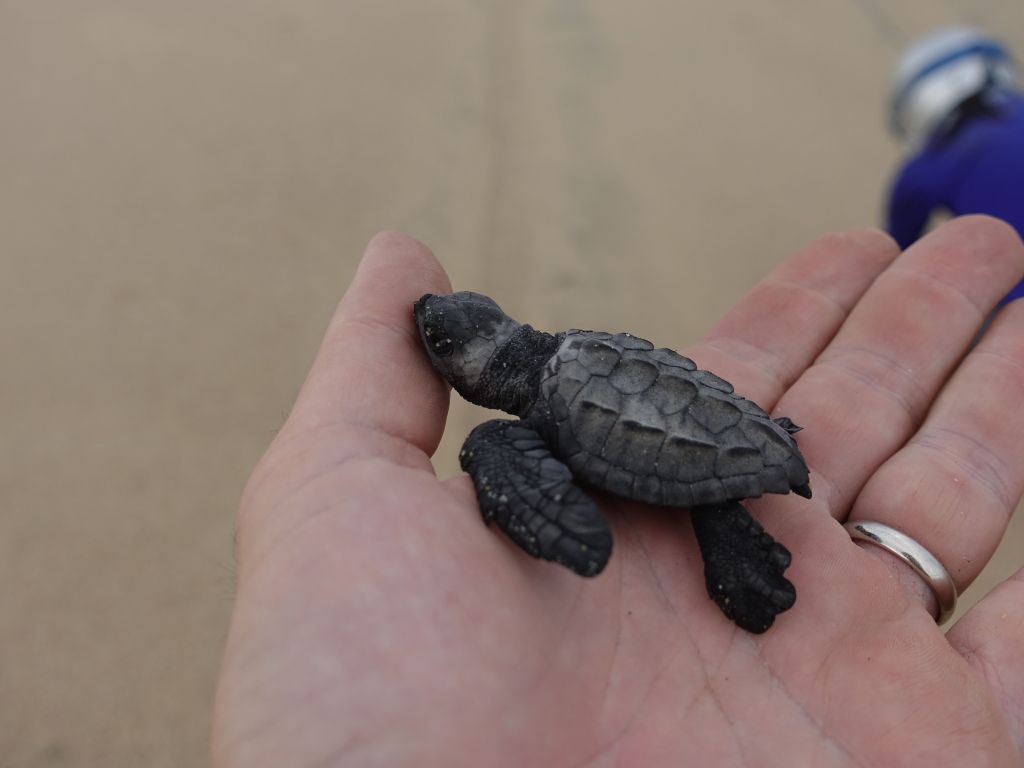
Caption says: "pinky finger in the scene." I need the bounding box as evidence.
[947,566,1024,753]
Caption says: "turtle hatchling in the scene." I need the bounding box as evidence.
[414,291,811,633]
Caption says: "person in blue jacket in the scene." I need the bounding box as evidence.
[887,27,1024,302]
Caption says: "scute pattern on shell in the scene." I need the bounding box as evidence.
[539,331,809,507]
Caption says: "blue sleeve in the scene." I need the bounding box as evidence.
[885,159,940,250]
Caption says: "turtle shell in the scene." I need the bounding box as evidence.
[537,331,810,507]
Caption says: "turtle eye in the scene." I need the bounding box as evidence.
[424,322,454,356]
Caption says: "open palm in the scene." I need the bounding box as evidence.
[214,221,1024,767]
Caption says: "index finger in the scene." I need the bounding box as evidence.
[683,228,901,407]
[289,231,453,455]
[777,216,1024,516]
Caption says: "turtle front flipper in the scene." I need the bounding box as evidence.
[690,502,796,633]
[460,419,612,577]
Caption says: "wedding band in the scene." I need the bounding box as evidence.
[844,521,958,625]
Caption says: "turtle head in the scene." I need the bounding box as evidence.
[414,291,523,405]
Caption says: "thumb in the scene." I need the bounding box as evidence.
[289,231,453,455]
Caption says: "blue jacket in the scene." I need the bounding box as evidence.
[886,92,1024,302]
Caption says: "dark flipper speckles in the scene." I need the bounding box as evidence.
[460,419,612,576]
[690,502,796,633]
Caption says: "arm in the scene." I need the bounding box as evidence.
[885,156,940,249]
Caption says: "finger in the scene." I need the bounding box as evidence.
[775,216,1024,516]
[290,231,453,455]
[847,298,1024,594]
[683,228,900,407]
[947,566,1024,753]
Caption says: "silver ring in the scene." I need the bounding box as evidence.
[844,521,958,625]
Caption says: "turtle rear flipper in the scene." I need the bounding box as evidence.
[461,419,612,576]
[691,502,796,633]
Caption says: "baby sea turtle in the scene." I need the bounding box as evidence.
[414,291,811,633]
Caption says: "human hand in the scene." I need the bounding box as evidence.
[213,220,1024,767]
